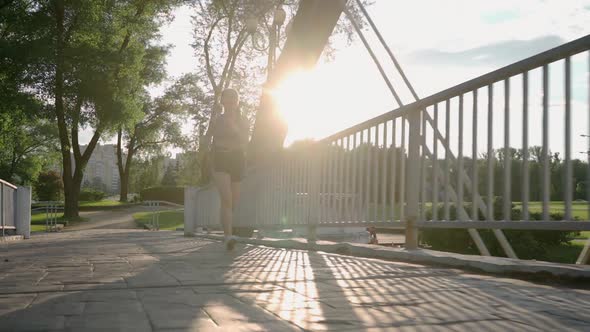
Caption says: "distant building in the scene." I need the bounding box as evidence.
[80,144,120,194]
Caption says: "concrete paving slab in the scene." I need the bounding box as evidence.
[0,229,588,331]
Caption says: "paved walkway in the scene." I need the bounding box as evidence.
[1,230,589,331]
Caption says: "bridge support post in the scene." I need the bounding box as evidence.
[184,187,198,236]
[405,112,421,250]
[15,186,31,239]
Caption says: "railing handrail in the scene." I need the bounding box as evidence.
[0,179,17,190]
[321,34,590,143]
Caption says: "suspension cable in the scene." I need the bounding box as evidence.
[353,0,420,102]
[344,8,403,107]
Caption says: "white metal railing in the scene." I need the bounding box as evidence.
[1,179,31,238]
[186,35,590,265]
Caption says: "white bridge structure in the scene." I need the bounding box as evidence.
[186,32,590,265]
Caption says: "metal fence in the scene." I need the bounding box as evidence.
[31,201,63,232]
[1,179,17,236]
[0,179,31,238]
[187,35,590,265]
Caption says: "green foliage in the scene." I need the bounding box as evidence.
[130,156,165,193]
[0,105,58,185]
[161,164,178,186]
[78,188,105,202]
[140,186,184,205]
[420,198,581,261]
[133,209,184,230]
[176,151,201,186]
[1,0,185,218]
[34,171,63,201]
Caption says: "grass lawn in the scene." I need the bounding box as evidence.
[513,201,590,220]
[30,211,88,232]
[31,224,47,232]
[31,212,65,225]
[79,200,127,207]
[133,209,184,230]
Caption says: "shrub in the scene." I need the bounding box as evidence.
[140,186,184,205]
[34,171,63,201]
[79,188,105,202]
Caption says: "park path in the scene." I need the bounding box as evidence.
[65,205,175,231]
[68,206,147,231]
[1,229,589,331]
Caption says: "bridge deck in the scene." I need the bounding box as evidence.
[1,229,589,331]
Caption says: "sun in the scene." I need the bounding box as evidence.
[270,69,336,146]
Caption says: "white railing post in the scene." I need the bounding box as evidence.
[184,187,198,236]
[405,111,421,249]
[15,186,31,239]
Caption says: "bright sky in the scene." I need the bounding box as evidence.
[93,0,590,158]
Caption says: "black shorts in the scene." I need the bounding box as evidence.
[213,149,246,182]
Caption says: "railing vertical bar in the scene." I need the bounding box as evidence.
[471,90,479,221]
[504,78,511,222]
[330,142,337,223]
[444,99,451,221]
[523,72,530,221]
[300,155,306,225]
[487,84,494,222]
[366,127,372,221]
[420,110,427,222]
[306,151,313,225]
[400,118,406,221]
[1,183,4,235]
[373,125,379,222]
[382,122,388,222]
[262,165,268,226]
[433,104,439,221]
[345,135,352,222]
[274,157,280,226]
[323,144,329,224]
[587,52,590,223]
[564,57,572,220]
[352,133,359,223]
[457,95,464,220]
[359,131,366,221]
[542,64,550,221]
[290,152,297,224]
[390,118,397,222]
[285,156,291,225]
[338,139,345,222]
[286,151,295,223]
[267,165,273,226]
[269,163,274,226]
[275,161,281,225]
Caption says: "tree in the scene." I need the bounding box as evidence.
[116,74,200,202]
[0,109,59,184]
[35,171,64,201]
[191,0,369,182]
[161,164,178,186]
[1,0,184,219]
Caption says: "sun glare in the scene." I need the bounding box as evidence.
[271,70,336,146]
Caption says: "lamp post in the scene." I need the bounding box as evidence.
[246,6,287,78]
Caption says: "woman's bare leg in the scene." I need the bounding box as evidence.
[231,181,241,212]
[213,172,232,237]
